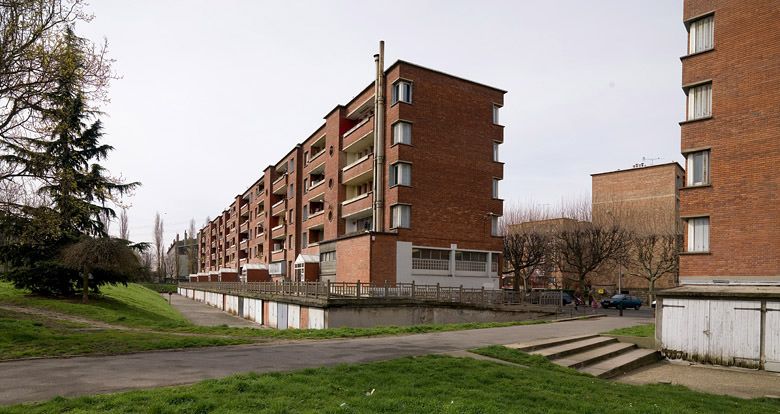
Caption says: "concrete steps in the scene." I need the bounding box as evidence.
[506,335,660,379]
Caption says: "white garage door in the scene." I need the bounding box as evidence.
[661,298,762,367]
[767,301,780,372]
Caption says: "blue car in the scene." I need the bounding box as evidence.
[601,294,642,310]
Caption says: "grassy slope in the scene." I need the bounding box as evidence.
[604,323,655,338]
[4,354,779,413]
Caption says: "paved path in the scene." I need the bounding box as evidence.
[0,316,645,405]
[618,360,780,399]
[167,293,261,328]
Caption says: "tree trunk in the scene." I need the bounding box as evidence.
[649,278,656,306]
[513,269,521,291]
[81,271,89,304]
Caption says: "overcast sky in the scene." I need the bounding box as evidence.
[78,0,686,246]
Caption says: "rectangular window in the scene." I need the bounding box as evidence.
[492,178,500,199]
[320,251,336,262]
[686,150,710,186]
[392,80,413,104]
[687,217,710,252]
[493,142,500,162]
[288,235,294,250]
[390,163,412,187]
[288,158,295,172]
[391,205,411,229]
[493,105,501,124]
[288,184,294,198]
[688,15,714,54]
[301,232,308,249]
[687,83,712,120]
[392,121,412,145]
[288,209,294,224]
[491,216,501,236]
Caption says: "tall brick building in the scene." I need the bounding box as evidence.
[196,44,505,288]
[655,1,780,372]
[590,162,684,292]
[677,1,780,284]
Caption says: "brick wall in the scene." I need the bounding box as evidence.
[680,0,780,282]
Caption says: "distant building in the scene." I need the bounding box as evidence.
[166,233,197,281]
[589,162,684,292]
[656,0,780,372]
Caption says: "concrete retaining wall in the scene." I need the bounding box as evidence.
[178,287,547,330]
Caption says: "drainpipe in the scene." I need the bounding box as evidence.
[373,41,386,232]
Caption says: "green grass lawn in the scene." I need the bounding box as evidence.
[0,281,554,360]
[4,353,778,413]
[603,323,655,338]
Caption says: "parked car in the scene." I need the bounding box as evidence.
[532,291,573,305]
[601,294,642,310]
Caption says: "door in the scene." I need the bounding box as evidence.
[767,301,780,372]
[277,302,288,330]
[707,300,761,367]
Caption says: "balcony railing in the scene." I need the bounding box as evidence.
[342,154,373,184]
[271,199,286,216]
[341,192,372,218]
[412,258,450,271]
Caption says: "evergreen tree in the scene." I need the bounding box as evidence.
[0,27,139,296]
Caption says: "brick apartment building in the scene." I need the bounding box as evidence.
[656,1,780,372]
[590,162,684,291]
[195,44,505,288]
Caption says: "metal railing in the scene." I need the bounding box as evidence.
[179,281,530,307]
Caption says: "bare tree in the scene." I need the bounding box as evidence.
[553,200,631,291]
[1,0,114,179]
[187,218,198,274]
[153,212,164,280]
[119,208,129,240]
[502,204,553,292]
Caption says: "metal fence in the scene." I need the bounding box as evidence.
[179,281,543,307]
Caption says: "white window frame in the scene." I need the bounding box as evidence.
[492,178,500,199]
[392,121,412,145]
[390,162,412,187]
[390,204,411,229]
[687,217,710,252]
[392,80,413,105]
[492,105,501,124]
[688,15,714,54]
[493,142,500,162]
[687,83,712,120]
[686,150,710,186]
[491,216,501,237]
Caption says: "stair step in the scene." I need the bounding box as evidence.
[553,342,637,369]
[532,336,618,359]
[505,334,599,352]
[579,348,661,379]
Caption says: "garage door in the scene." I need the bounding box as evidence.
[767,301,780,372]
[661,298,762,367]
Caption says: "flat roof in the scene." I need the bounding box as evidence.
[591,161,684,177]
[658,284,780,299]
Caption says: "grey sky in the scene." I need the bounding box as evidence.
[78,0,686,246]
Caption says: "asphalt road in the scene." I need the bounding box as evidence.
[0,316,647,405]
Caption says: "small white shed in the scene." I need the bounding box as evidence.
[656,285,780,371]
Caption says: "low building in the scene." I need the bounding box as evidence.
[166,233,197,281]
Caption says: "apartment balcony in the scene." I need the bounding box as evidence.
[272,175,287,195]
[239,258,247,267]
[271,224,286,240]
[271,249,285,263]
[305,210,325,229]
[239,239,248,250]
[342,116,373,149]
[240,203,249,216]
[307,147,326,165]
[227,245,236,255]
[342,154,373,185]
[341,192,373,218]
[271,199,286,217]
[239,221,249,233]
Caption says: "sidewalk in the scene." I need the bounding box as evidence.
[167,293,261,328]
[618,359,780,399]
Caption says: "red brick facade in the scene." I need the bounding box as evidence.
[196,57,505,287]
[679,1,780,284]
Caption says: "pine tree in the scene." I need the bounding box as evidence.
[0,28,139,296]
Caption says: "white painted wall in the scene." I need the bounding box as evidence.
[767,301,780,372]
[288,304,300,329]
[308,308,325,329]
[268,300,277,328]
[395,241,499,289]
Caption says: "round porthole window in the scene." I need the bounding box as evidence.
[328,211,333,222]
[329,145,334,156]
[328,178,334,189]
